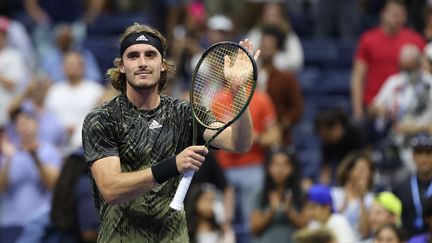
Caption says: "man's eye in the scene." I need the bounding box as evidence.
[128,53,139,59]
[146,52,157,58]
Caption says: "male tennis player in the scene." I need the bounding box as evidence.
[82,23,260,242]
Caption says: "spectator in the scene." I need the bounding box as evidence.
[374,224,407,243]
[40,23,102,83]
[258,24,303,145]
[351,0,425,121]
[370,44,432,175]
[215,90,281,226]
[1,15,37,71]
[16,153,100,243]
[247,2,304,71]
[408,197,432,243]
[332,151,376,240]
[393,133,432,238]
[0,108,62,242]
[185,183,235,243]
[191,151,235,231]
[44,50,104,154]
[250,145,306,243]
[0,17,28,127]
[362,192,403,241]
[293,227,336,243]
[314,109,368,185]
[306,184,357,243]
[5,75,67,147]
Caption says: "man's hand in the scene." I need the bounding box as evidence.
[224,39,260,91]
[175,146,208,173]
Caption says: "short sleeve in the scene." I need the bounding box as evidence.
[354,33,369,63]
[82,109,119,165]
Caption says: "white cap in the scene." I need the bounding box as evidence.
[207,15,233,32]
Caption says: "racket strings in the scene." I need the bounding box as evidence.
[193,45,254,126]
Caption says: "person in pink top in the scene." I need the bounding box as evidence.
[351,0,425,121]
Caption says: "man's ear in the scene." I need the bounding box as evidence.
[161,60,166,72]
[119,60,125,73]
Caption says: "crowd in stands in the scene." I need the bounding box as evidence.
[1,0,432,242]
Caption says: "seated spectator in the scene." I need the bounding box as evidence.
[16,152,100,243]
[5,75,67,148]
[185,183,235,243]
[332,151,376,239]
[293,227,336,243]
[257,24,303,145]
[0,107,62,242]
[0,15,37,71]
[44,50,104,154]
[374,224,407,243]
[40,23,102,83]
[408,197,432,243]
[246,2,304,71]
[191,151,235,230]
[215,90,281,226]
[0,17,28,127]
[250,145,306,242]
[370,44,432,176]
[314,109,368,185]
[361,192,402,242]
[393,133,432,238]
[306,184,357,243]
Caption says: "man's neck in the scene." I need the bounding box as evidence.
[381,24,401,37]
[126,86,160,110]
[417,171,432,183]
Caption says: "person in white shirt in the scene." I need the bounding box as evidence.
[306,184,357,243]
[370,44,432,174]
[0,17,28,127]
[45,51,104,153]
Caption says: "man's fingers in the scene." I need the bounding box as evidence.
[189,145,209,155]
[254,50,261,61]
[190,152,205,163]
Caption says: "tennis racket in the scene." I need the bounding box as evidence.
[170,41,258,210]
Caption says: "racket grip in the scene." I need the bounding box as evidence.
[170,170,195,210]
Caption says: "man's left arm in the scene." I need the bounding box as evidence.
[203,108,253,153]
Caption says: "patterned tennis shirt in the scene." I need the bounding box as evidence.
[82,93,205,242]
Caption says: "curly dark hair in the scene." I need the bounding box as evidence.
[106,23,176,93]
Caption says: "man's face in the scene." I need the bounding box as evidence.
[120,44,165,92]
[260,34,278,63]
[64,52,85,81]
[15,113,38,140]
[381,2,407,32]
[307,201,330,223]
[369,202,395,233]
[413,147,432,175]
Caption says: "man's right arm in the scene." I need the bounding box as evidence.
[351,59,367,121]
[90,146,208,205]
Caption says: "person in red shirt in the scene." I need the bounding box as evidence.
[215,90,281,225]
[351,0,425,121]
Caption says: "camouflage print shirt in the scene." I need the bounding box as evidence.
[82,93,205,243]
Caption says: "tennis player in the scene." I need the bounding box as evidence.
[82,23,259,242]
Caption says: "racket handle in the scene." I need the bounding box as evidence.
[170,170,195,210]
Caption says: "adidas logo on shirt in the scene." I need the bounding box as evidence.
[149,120,162,129]
[136,35,148,41]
